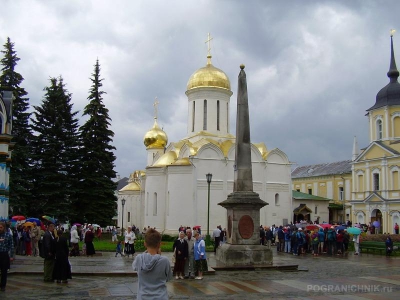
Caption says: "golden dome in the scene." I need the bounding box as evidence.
[187,55,231,91]
[143,119,168,149]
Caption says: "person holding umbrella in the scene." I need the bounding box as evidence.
[0,221,14,292]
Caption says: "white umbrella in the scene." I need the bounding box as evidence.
[92,224,101,228]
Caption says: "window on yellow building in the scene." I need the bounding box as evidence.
[376,119,383,140]
[393,171,399,190]
[358,174,364,192]
[339,187,344,200]
[308,189,312,195]
[315,206,318,214]
[373,173,380,191]
[296,189,300,192]
[128,212,131,223]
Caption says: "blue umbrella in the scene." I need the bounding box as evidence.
[336,225,347,231]
[26,218,41,226]
[373,221,380,228]
[347,227,361,235]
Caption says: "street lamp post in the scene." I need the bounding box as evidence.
[340,177,345,225]
[206,173,212,246]
[121,198,126,236]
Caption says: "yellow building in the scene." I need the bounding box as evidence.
[292,161,352,224]
[350,33,400,234]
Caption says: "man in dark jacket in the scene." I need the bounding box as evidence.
[277,226,285,252]
[259,226,265,245]
[43,223,55,282]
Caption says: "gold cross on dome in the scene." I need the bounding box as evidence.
[153,97,159,119]
[205,33,213,57]
[390,29,396,37]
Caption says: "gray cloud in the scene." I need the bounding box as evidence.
[1,0,400,177]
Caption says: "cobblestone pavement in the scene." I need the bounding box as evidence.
[2,250,400,299]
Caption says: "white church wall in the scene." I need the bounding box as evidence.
[165,166,194,233]
[144,169,167,230]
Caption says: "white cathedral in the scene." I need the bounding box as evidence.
[118,43,293,235]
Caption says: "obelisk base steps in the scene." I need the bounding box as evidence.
[216,243,273,266]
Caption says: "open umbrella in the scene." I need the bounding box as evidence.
[23,221,34,227]
[306,224,320,231]
[73,223,82,226]
[42,215,56,224]
[92,224,100,228]
[347,227,361,235]
[26,218,41,226]
[373,221,380,228]
[295,223,307,228]
[336,225,347,231]
[320,223,333,229]
[12,215,26,221]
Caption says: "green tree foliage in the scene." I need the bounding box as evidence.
[0,37,33,215]
[77,59,117,226]
[30,77,81,220]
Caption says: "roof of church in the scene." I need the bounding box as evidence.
[375,141,400,155]
[368,34,400,111]
[292,190,332,201]
[291,160,351,178]
[116,177,129,190]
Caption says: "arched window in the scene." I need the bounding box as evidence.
[357,174,364,192]
[192,101,195,132]
[372,171,380,191]
[392,170,399,190]
[275,193,279,206]
[394,116,400,138]
[376,119,383,140]
[153,192,157,216]
[203,100,207,130]
[217,100,220,131]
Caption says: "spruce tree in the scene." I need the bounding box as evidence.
[78,59,117,225]
[0,37,33,215]
[30,77,81,220]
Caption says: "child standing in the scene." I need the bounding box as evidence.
[115,241,124,257]
[132,228,172,300]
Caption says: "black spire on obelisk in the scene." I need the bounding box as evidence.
[234,64,253,192]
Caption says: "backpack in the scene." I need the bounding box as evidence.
[327,230,336,241]
[291,232,298,243]
[297,232,304,244]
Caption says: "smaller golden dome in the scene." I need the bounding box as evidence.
[187,55,231,91]
[143,119,168,149]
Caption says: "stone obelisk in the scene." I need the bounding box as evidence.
[216,65,272,266]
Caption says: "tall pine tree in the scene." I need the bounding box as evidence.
[0,37,33,215]
[78,59,117,225]
[30,77,81,219]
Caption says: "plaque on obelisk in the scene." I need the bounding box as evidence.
[216,65,272,266]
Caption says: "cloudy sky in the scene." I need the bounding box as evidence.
[1,0,400,178]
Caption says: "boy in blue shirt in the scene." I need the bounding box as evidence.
[115,240,124,257]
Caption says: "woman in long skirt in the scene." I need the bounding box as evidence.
[85,226,96,256]
[53,230,72,283]
[173,231,188,279]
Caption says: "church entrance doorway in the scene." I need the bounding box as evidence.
[370,209,382,234]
